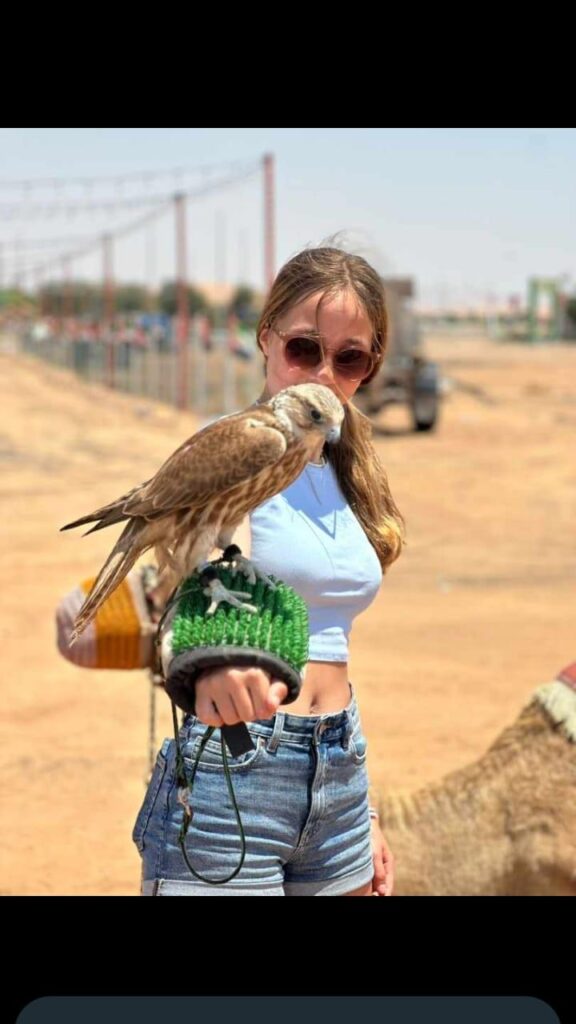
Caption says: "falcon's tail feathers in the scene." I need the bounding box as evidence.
[60,505,128,534]
[69,519,148,643]
[80,511,129,536]
[60,481,150,534]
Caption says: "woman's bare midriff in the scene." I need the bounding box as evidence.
[280,660,351,715]
[215,524,351,717]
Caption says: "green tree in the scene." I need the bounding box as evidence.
[0,288,33,310]
[38,280,103,317]
[116,284,150,313]
[566,297,576,326]
[158,281,209,316]
[229,284,260,325]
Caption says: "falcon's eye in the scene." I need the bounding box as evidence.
[310,408,323,422]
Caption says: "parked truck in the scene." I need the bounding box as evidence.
[355,277,441,431]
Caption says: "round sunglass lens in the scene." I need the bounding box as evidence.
[335,350,373,379]
[285,336,323,368]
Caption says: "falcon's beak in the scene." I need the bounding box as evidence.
[325,425,341,445]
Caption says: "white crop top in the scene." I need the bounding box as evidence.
[249,459,383,662]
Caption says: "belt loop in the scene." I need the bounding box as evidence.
[342,715,352,750]
[313,719,327,745]
[266,711,285,752]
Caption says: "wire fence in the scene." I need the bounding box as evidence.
[10,315,264,419]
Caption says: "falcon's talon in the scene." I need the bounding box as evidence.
[228,552,278,591]
[202,578,258,615]
[197,560,214,574]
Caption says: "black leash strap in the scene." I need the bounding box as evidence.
[170,700,248,885]
[153,585,250,884]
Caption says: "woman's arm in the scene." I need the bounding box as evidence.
[178,513,286,726]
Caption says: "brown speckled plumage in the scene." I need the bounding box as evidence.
[61,383,344,640]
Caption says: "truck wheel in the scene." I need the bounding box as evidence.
[411,362,440,431]
[412,394,438,431]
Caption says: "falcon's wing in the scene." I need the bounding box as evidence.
[121,408,287,520]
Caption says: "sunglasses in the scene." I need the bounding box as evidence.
[270,326,377,382]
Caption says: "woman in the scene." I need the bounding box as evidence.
[133,245,406,896]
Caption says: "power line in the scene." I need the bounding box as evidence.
[0,235,96,250]
[0,194,177,218]
[4,199,173,280]
[0,161,259,220]
[0,158,255,191]
[0,163,261,282]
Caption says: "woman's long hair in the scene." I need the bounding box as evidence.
[256,245,406,572]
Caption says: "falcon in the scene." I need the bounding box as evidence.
[61,383,344,642]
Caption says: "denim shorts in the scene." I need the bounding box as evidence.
[132,682,374,896]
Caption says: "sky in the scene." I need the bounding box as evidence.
[0,127,574,310]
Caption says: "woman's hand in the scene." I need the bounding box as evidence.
[369,819,395,896]
[194,667,288,727]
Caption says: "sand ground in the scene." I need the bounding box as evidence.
[1,332,574,894]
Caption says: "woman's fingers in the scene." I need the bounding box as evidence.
[195,668,287,725]
[267,680,289,713]
[194,683,224,727]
